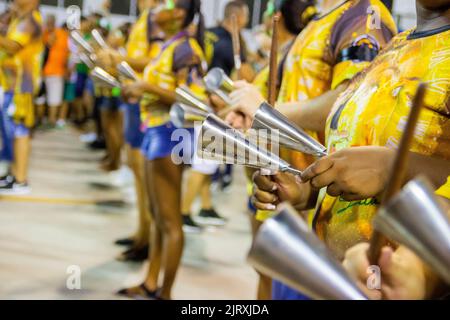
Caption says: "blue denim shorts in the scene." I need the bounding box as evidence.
[122,102,144,148]
[272,280,310,300]
[141,122,193,162]
[0,91,14,161]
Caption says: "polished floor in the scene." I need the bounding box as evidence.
[0,127,257,299]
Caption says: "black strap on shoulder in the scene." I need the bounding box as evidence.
[337,44,379,63]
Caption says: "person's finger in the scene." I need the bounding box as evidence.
[309,166,338,189]
[232,80,250,90]
[225,111,238,125]
[272,172,296,184]
[253,171,277,192]
[341,192,366,202]
[344,243,371,280]
[254,189,278,204]
[326,183,342,197]
[378,246,394,274]
[301,157,334,182]
[251,196,277,211]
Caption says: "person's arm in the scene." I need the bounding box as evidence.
[124,56,152,73]
[121,80,176,106]
[252,171,319,212]
[0,35,22,55]
[275,83,347,132]
[228,81,347,132]
[301,146,450,202]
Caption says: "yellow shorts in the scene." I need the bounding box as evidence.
[13,93,35,128]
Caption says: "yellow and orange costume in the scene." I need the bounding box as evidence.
[315,26,450,259]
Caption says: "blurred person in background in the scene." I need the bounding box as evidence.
[117,0,206,300]
[96,0,164,261]
[246,0,317,299]
[72,16,94,129]
[179,0,253,233]
[0,0,43,195]
[35,14,69,128]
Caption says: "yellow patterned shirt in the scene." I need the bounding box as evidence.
[1,11,43,127]
[436,177,450,200]
[315,27,450,259]
[140,33,206,128]
[277,0,397,170]
[126,9,153,60]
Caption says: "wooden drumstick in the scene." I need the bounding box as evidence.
[268,13,280,106]
[231,14,242,79]
[367,83,427,265]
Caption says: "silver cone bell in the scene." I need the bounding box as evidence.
[70,30,95,54]
[197,114,302,175]
[373,176,450,284]
[204,68,234,93]
[175,87,213,114]
[91,29,109,49]
[117,61,139,81]
[251,103,327,157]
[204,68,234,105]
[170,103,209,128]
[248,203,367,300]
[79,53,94,69]
[91,67,121,88]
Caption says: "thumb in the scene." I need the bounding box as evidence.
[273,172,296,185]
[378,246,394,275]
[233,80,249,89]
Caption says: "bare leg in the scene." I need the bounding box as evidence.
[59,101,69,122]
[250,215,272,300]
[181,171,207,214]
[48,106,59,126]
[126,145,150,248]
[36,104,46,125]
[144,156,183,299]
[200,175,213,210]
[12,135,31,183]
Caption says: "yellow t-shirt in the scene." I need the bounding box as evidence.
[278,0,397,169]
[315,27,450,259]
[1,11,43,127]
[126,9,152,60]
[140,34,207,128]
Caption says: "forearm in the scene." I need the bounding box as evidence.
[294,181,319,212]
[141,82,176,106]
[125,56,152,73]
[275,84,347,132]
[0,35,21,55]
[407,152,450,189]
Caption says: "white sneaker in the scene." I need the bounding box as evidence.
[56,119,66,128]
[79,132,97,143]
[0,179,31,195]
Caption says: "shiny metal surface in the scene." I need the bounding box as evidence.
[91,29,109,49]
[170,103,209,128]
[198,114,302,175]
[248,204,367,300]
[175,87,213,114]
[70,30,95,54]
[204,68,235,93]
[251,103,327,157]
[117,61,139,81]
[90,67,121,88]
[79,53,94,69]
[374,177,450,284]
